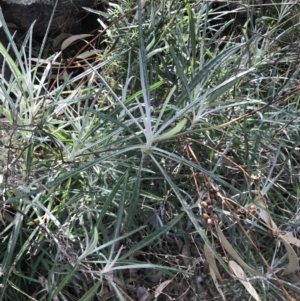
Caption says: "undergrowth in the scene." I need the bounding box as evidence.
[0,0,300,300]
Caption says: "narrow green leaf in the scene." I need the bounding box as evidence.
[0,42,23,80]
[0,215,23,299]
[114,170,128,240]
[96,172,128,229]
[81,228,99,260]
[173,44,243,109]
[153,147,240,194]
[7,146,144,203]
[137,0,150,107]
[154,118,187,141]
[127,162,142,226]
[170,46,191,100]
[79,279,102,301]
[49,263,79,300]
[79,226,146,260]
[184,0,196,62]
[119,212,184,260]
[150,154,232,276]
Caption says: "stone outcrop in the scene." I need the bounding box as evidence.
[0,0,99,80]
[0,0,96,36]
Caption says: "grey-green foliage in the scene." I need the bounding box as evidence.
[0,0,299,300]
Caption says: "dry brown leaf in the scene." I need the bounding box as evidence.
[282,232,300,248]
[154,280,172,298]
[77,49,102,59]
[181,244,190,267]
[279,235,299,276]
[216,224,261,276]
[146,271,163,283]
[229,261,262,301]
[53,33,72,48]
[61,34,92,51]
[204,243,223,281]
[209,264,226,300]
[137,286,151,301]
[256,197,278,235]
[30,58,61,65]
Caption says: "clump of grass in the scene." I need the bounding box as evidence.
[0,1,300,300]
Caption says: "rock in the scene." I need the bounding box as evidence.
[0,0,98,80]
[0,0,96,36]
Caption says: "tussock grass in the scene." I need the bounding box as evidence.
[0,1,300,300]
